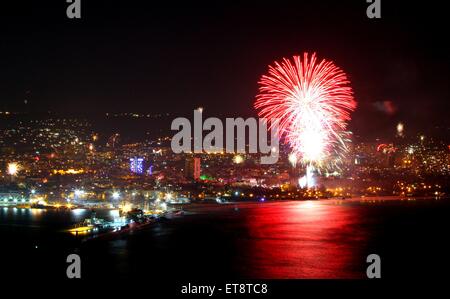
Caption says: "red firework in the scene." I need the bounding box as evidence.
[255,52,356,165]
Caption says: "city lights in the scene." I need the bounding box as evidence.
[298,164,315,189]
[120,202,133,213]
[74,189,85,197]
[0,0,448,285]
[397,122,404,136]
[288,153,298,168]
[7,162,19,176]
[233,155,244,164]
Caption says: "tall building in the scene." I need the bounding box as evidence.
[185,157,201,180]
[130,157,144,174]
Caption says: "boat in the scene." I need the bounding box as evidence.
[67,212,110,235]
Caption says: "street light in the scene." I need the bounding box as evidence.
[7,162,19,176]
[74,189,85,197]
[233,155,244,164]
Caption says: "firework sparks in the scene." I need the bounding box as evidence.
[288,153,298,168]
[255,53,356,168]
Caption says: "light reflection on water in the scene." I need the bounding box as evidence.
[236,200,367,278]
[1,198,450,279]
[0,207,110,229]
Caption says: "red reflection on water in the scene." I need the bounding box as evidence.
[236,201,367,278]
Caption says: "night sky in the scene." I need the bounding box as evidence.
[1,1,449,139]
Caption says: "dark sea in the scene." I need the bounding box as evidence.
[1,198,449,282]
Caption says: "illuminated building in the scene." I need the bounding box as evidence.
[130,157,144,174]
[147,164,153,175]
[185,157,201,180]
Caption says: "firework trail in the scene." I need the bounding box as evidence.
[255,53,356,169]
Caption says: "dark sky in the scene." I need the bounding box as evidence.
[0,1,449,139]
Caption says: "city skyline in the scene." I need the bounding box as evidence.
[0,1,449,142]
[1,0,449,291]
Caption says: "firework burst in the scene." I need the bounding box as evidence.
[255,53,356,168]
